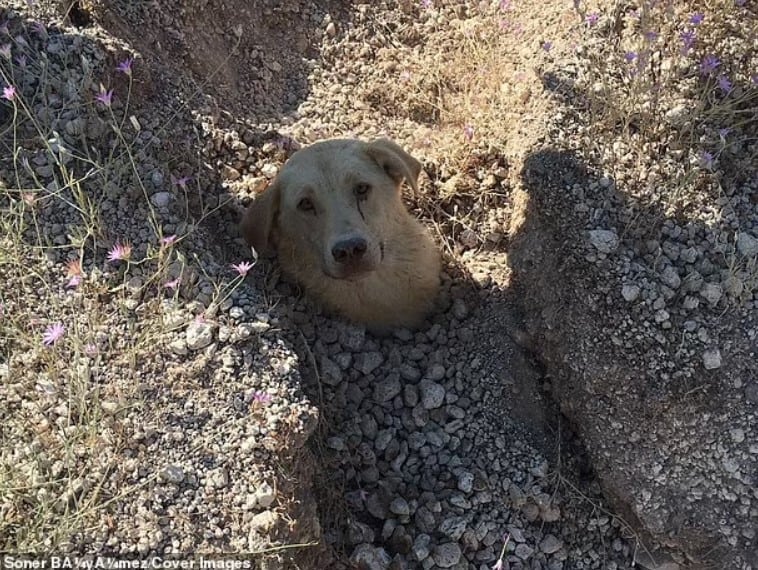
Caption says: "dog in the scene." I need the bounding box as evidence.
[240,138,441,330]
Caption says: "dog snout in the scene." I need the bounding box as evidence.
[331,237,368,264]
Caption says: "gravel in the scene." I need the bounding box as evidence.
[3,0,753,568]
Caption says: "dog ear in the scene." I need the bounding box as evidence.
[240,180,280,256]
[365,138,421,193]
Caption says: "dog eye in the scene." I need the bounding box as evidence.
[354,183,371,198]
[297,197,315,212]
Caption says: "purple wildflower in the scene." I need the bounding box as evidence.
[65,259,83,288]
[2,85,15,100]
[718,128,730,138]
[0,44,10,58]
[96,87,113,106]
[164,277,181,290]
[700,55,720,75]
[499,0,510,11]
[14,54,26,68]
[66,259,82,276]
[253,391,273,405]
[689,13,704,25]
[542,41,553,52]
[463,124,474,141]
[735,0,746,6]
[43,323,65,346]
[644,30,659,42]
[232,261,255,276]
[171,174,191,188]
[0,21,8,35]
[160,234,178,247]
[421,0,432,8]
[116,57,133,75]
[84,343,99,357]
[700,150,714,169]
[624,51,637,63]
[680,30,696,54]
[717,75,732,93]
[31,21,47,37]
[107,242,132,262]
[586,12,599,26]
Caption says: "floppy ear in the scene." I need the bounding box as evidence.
[365,138,422,193]
[240,180,280,256]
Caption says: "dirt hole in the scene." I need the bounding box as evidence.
[65,1,92,29]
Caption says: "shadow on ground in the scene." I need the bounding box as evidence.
[507,145,757,567]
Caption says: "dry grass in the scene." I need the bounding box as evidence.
[0,13,253,550]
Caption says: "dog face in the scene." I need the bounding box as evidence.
[241,138,421,281]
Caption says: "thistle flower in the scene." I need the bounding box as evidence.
[96,87,113,106]
[680,30,695,54]
[717,75,732,93]
[232,261,254,276]
[2,85,15,100]
[116,57,133,75]
[107,241,132,262]
[31,21,47,37]
[700,150,714,170]
[160,234,178,247]
[66,259,83,288]
[700,55,720,75]
[43,323,65,346]
[253,391,272,405]
[66,259,83,277]
[171,174,191,189]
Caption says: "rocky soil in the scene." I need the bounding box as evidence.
[1,1,755,570]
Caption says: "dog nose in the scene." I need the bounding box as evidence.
[332,237,368,263]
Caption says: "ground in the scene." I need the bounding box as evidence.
[1,1,756,570]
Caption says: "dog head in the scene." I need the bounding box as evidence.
[240,138,421,280]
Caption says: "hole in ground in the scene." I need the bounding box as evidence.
[66,1,93,28]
